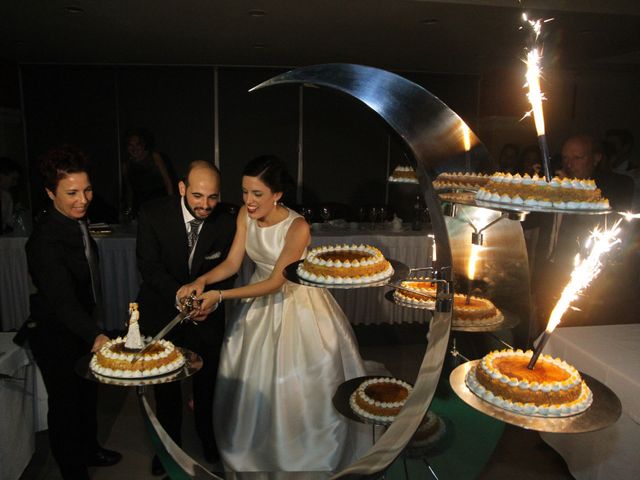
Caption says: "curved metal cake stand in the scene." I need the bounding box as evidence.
[284,259,409,289]
[450,360,621,433]
[251,63,460,480]
[77,348,203,387]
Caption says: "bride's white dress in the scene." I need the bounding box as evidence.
[213,208,370,472]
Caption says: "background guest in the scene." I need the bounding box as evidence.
[518,144,542,177]
[25,145,121,479]
[498,143,519,174]
[122,128,174,216]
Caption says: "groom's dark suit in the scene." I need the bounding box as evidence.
[136,195,235,456]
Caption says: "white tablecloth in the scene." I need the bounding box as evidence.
[0,232,139,332]
[540,324,640,480]
[0,332,47,480]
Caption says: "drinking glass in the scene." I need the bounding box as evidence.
[368,207,378,230]
[320,207,331,230]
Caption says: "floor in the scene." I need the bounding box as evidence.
[19,323,575,480]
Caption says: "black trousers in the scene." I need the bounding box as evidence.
[29,326,98,480]
[153,318,224,454]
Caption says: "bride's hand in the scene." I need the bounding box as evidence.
[189,291,219,321]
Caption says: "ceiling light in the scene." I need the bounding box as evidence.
[249,9,266,17]
[252,44,266,49]
[420,19,438,26]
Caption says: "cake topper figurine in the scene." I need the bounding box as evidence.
[124,302,144,350]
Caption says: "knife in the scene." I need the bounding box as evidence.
[130,292,201,363]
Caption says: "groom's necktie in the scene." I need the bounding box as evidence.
[187,218,203,271]
[79,220,102,305]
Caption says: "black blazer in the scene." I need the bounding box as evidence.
[26,208,102,345]
[136,196,236,336]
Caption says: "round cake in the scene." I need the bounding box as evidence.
[453,294,503,327]
[388,165,418,183]
[433,172,490,190]
[408,411,446,449]
[90,337,185,378]
[466,349,593,417]
[393,283,503,326]
[297,244,394,284]
[350,377,413,423]
[393,280,437,308]
[475,172,610,210]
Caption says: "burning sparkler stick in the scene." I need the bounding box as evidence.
[522,14,553,182]
[528,220,623,369]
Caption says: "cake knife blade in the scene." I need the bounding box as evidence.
[129,292,201,363]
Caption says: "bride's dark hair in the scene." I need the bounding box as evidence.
[243,155,295,194]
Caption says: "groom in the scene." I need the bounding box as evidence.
[136,160,235,475]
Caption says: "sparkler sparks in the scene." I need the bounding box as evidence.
[620,211,640,221]
[546,219,623,334]
[528,219,623,369]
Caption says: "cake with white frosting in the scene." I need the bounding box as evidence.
[393,280,437,308]
[393,283,503,326]
[350,377,413,423]
[452,294,503,327]
[90,303,185,378]
[475,172,610,210]
[433,172,490,190]
[388,165,418,183]
[297,244,394,284]
[466,349,592,417]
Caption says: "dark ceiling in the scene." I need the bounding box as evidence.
[1,0,640,74]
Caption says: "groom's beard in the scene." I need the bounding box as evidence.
[183,197,213,220]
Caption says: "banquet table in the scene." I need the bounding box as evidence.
[2,224,433,331]
[0,228,139,332]
[540,324,640,480]
[0,332,47,480]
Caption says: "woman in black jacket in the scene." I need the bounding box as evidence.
[26,145,121,479]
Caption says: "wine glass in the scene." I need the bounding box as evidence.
[368,207,378,230]
[320,207,331,229]
[302,207,313,224]
[358,207,366,230]
[378,206,387,229]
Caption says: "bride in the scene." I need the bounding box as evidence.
[177,155,370,472]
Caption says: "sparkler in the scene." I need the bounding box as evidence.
[528,219,623,369]
[522,13,553,181]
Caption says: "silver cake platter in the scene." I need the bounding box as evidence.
[450,360,621,433]
[76,348,203,387]
[284,258,409,289]
[383,290,519,332]
[473,199,611,216]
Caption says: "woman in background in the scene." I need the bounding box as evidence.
[26,145,121,479]
[122,128,173,215]
[178,155,369,472]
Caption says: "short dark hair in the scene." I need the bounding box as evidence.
[242,155,294,194]
[39,145,91,192]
